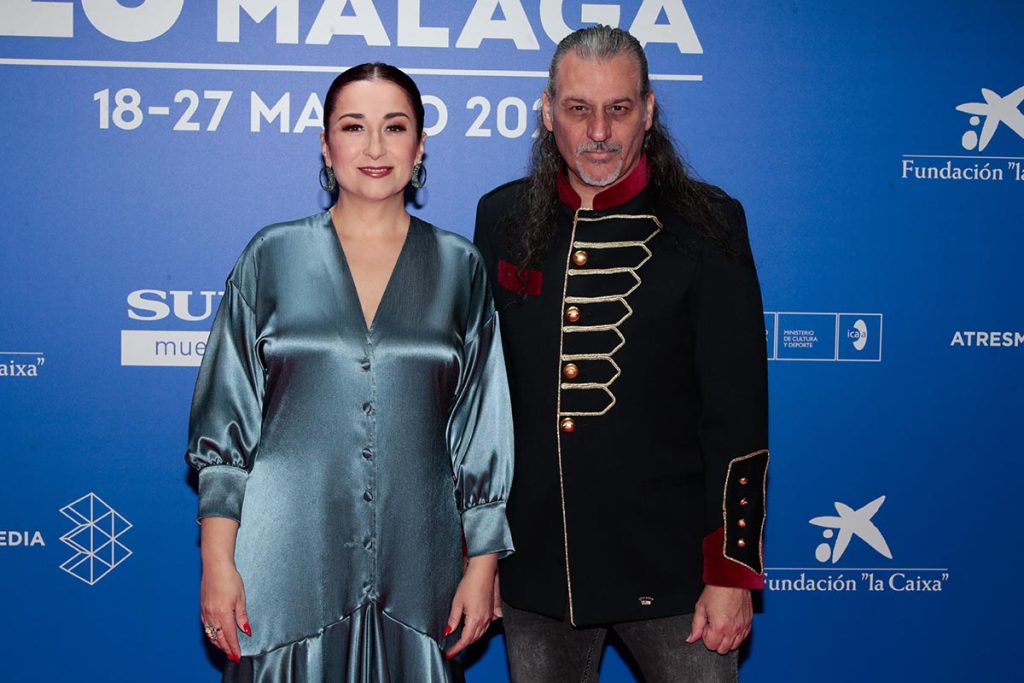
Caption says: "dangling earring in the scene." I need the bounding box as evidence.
[319,166,336,192]
[410,161,426,189]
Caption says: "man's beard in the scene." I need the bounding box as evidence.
[575,141,624,187]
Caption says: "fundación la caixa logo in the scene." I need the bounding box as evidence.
[59,492,132,586]
[121,289,222,367]
[766,494,949,594]
[765,312,883,362]
[0,349,46,378]
[901,84,1024,183]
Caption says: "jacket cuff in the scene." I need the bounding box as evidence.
[720,449,768,572]
[197,466,248,523]
[703,527,764,589]
[462,500,514,559]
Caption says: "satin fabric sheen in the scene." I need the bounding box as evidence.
[186,213,514,682]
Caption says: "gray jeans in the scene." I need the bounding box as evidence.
[502,603,738,683]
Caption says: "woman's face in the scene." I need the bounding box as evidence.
[321,79,425,203]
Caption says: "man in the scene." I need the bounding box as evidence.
[473,26,769,682]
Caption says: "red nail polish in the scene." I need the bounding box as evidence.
[443,625,452,637]
[446,652,456,660]
[242,623,252,637]
[229,653,241,664]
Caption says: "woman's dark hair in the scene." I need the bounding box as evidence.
[323,62,425,137]
[511,26,732,269]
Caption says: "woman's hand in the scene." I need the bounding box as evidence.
[492,571,503,620]
[445,553,498,660]
[199,517,249,663]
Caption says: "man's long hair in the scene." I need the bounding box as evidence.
[510,26,731,269]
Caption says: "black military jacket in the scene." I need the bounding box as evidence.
[473,158,769,627]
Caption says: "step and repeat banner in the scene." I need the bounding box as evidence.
[1,2,1021,681]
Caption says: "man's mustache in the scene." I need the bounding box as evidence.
[576,141,622,154]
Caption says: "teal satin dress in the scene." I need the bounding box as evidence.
[185,212,514,682]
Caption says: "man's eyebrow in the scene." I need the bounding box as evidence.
[561,96,636,106]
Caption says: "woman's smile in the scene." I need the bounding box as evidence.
[358,166,394,178]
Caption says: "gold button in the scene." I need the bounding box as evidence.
[560,417,576,433]
[740,498,749,507]
[565,306,581,323]
[572,250,589,267]
[562,363,579,380]
[737,539,747,548]
[739,477,749,485]
[738,519,747,528]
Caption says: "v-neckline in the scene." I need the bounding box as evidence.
[329,212,416,336]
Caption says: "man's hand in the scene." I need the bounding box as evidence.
[686,586,752,654]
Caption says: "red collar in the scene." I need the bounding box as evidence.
[556,155,649,211]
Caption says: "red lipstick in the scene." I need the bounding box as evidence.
[358,166,393,178]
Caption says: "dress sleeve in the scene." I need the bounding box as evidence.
[692,199,770,589]
[447,266,515,559]
[184,258,264,524]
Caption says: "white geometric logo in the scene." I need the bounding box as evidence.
[809,495,893,564]
[59,492,132,585]
[956,85,1024,152]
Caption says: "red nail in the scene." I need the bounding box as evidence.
[229,653,241,664]
[443,625,452,637]
[242,623,252,637]
[446,652,456,660]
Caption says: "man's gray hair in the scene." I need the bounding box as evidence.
[546,25,651,97]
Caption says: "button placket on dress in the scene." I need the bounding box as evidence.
[362,335,379,599]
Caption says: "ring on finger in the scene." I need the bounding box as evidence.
[204,623,222,640]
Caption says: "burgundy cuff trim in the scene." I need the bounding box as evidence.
[703,527,765,590]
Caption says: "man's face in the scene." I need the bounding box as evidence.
[543,51,655,194]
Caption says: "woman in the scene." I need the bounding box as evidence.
[185,63,514,682]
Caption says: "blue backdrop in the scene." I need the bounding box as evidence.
[2,2,1022,681]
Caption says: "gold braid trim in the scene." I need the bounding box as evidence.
[559,215,661,419]
[721,449,770,574]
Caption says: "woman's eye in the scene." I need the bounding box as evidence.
[341,124,363,132]
[386,124,407,132]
